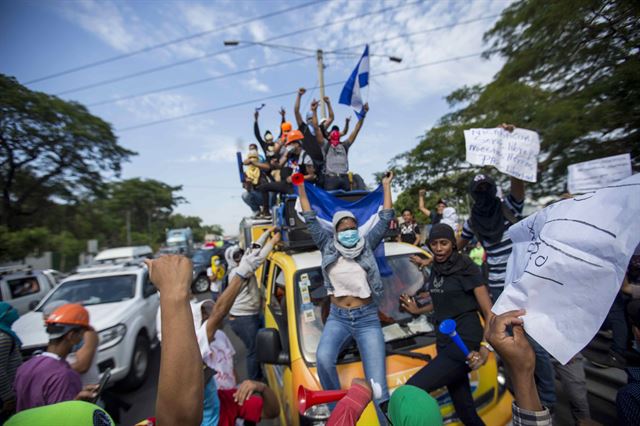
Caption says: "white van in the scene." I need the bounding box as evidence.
[92,246,153,265]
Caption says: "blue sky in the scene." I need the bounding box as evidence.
[1,0,511,234]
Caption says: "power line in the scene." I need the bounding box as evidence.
[87,55,315,107]
[55,0,421,96]
[23,0,324,85]
[118,51,485,132]
[84,12,498,107]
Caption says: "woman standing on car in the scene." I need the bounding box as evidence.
[405,223,494,426]
[298,172,395,424]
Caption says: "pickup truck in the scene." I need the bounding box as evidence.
[0,266,60,314]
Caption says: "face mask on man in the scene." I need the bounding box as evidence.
[329,130,341,147]
[337,229,360,248]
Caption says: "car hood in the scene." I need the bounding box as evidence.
[13,299,138,349]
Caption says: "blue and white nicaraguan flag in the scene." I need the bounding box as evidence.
[339,44,369,120]
[295,182,392,276]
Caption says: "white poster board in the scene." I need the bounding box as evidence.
[493,173,640,364]
[567,153,631,194]
[464,128,540,182]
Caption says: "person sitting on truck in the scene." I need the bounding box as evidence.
[310,98,368,191]
[242,144,272,217]
[253,109,283,160]
[13,304,99,412]
[256,129,316,218]
[297,172,395,425]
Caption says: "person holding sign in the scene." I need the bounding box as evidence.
[405,223,493,426]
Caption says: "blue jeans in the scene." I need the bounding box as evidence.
[316,303,389,425]
[241,190,263,213]
[229,314,263,380]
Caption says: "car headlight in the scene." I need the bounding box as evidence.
[98,324,127,351]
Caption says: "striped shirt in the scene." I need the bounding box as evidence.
[461,194,524,288]
[0,332,22,403]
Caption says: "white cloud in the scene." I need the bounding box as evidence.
[59,0,144,52]
[116,93,196,121]
[243,76,270,93]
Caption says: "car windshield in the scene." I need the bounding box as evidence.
[192,250,213,264]
[37,275,137,310]
[295,254,434,363]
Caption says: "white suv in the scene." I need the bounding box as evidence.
[13,264,160,390]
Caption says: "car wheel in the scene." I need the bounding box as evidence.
[193,274,210,294]
[119,333,150,391]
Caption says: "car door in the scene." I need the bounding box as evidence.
[5,275,43,314]
[140,272,160,340]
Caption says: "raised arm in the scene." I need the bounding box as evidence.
[418,189,431,217]
[340,117,350,137]
[206,232,280,342]
[145,255,203,426]
[299,184,332,249]
[383,170,393,209]
[365,172,395,247]
[346,103,368,146]
[70,330,98,374]
[310,100,325,145]
[294,88,305,127]
[324,96,335,128]
[298,181,312,212]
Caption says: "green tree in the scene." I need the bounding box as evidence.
[0,74,135,229]
[392,0,639,198]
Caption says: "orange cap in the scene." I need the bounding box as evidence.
[45,303,91,328]
[281,121,292,133]
[285,129,304,144]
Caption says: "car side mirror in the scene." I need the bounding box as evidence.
[29,300,40,310]
[257,328,290,365]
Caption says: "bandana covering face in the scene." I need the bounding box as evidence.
[469,174,505,244]
[329,130,341,147]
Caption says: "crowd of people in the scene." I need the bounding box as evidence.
[242,88,368,218]
[0,104,638,426]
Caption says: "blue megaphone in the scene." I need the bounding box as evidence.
[438,319,469,356]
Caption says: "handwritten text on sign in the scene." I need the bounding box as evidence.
[567,153,631,194]
[464,128,540,182]
[493,173,640,364]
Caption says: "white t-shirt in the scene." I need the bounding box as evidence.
[327,257,371,299]
[195,324,237,390]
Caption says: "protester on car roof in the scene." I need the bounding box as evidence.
[294,87,329,166]
[0,302,22,423]
[253,109,282,160]
[310,98,368,191]
[298,172,395,425]
[242,143,272,218]
[405,223,493,426]
[14,304,99,412]
[397,208,421,246]
[256,128,316,218]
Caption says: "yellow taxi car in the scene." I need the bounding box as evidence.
[246,218,513,425]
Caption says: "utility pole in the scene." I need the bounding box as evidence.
[316,49,327,120]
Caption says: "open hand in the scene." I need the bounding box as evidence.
[399,293,420,315]
[234,380,266,406]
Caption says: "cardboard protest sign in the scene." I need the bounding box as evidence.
[493,173,640,364]
[464,128,540,182]
[568,153,631,194]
